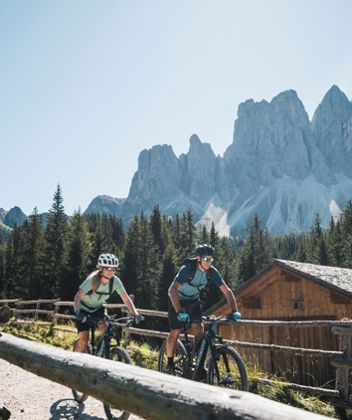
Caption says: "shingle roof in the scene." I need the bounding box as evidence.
[274,259,352,297]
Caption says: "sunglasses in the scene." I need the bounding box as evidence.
[104,267,116,272]
[202,257,214,263]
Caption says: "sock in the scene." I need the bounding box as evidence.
[167,357,174,366]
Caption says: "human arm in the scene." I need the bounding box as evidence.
[168,280,183,313]
[73,288,87,314]
[219,284,239,313]
[119,292,139,317]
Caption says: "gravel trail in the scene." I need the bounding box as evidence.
[0,357,143,420]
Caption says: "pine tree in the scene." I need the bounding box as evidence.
[22,208,45,298]
[61,210,92,300]
[327,218,343,267]
[307,214,328,265]
[235,215,272,284]
[42,185,67,297]
[150,205,164,252]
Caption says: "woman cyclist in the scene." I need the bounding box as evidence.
[73,253,142,353]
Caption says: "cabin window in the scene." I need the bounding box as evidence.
[243,296,261,309]
[293,295,304,310]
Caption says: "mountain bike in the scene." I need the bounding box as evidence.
[158,315,248,391]
[72,314,137,420]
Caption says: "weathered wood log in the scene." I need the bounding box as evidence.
[121,307,168,318]
[332,325,352,335]
[335,328,352,399]
[0,333,331,420]
[15,299,58,305]
[0,299,19,304]
[330,356,352,368]
[0,399,11,420]
[13,309,54,315]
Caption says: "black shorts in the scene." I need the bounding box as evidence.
[75,306,107,332]
[168,298,202,331]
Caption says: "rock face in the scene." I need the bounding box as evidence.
[85,86,352,236]
[4,206,27,228]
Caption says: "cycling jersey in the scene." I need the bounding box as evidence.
[79,273,126,313]
[175,264,224,301]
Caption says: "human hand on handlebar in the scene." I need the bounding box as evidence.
[177,311,190,323]
[73,311,87,323]
[134,314,145,324]
[230,311,241,322]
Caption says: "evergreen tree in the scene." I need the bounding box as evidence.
[307,214,328,265]
[327,218,343,267]
[0,237,5,298]
[42,185,67,297]
[150,205,164,252]
[22,208,45,298]
[61,210,92,300]
[121,215,142,298]
[200,225,209,243]
[236,215,272,284]
[341,201,352,267]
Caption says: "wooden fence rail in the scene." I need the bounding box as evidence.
[0,332,333,420]
[1,298,352,404]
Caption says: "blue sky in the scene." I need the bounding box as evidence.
[1,0,351,215]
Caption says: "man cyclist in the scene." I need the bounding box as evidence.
[165,243,241,374]
[73,253,143,353]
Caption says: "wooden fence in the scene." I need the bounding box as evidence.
[1,298,352,407]
[0,332,334,420]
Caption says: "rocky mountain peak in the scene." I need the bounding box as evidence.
[312,85,351,128]
[4,206,27,228]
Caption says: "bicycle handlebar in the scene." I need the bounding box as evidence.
[72,314,138,327]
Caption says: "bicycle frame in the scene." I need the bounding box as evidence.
[181,315,228,381]
[82,316,131,357]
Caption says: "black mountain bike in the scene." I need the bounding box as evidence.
[72,315,136,420]
[158,315,248,391]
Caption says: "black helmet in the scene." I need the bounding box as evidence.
[195,244,215,257]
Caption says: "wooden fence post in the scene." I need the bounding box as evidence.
[333,324,352,400]
[123,294,134,347]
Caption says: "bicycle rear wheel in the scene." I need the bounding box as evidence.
[103,346,131,420]
[158,339,187,376]
[207,345,248,391]
[71,340,92,402]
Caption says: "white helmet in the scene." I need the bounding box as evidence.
[97,253,119,268]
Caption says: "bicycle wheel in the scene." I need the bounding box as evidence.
[71,340,92,402]
[103,346,131,420]
[158,339,187,376]
[206,345,248,391]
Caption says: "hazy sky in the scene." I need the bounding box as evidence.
[1,0,351,215]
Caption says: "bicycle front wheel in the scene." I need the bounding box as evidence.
[71,340,92,402]
[158,339,187,376]
[207,345,248,391]
[103,346,131,420]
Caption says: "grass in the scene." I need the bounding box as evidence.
[1,320,350,419]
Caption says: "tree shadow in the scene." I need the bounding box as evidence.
[49,399,103,420]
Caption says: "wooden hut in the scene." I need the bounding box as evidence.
[208,259,352,386]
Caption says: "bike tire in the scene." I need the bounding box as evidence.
[158,339,187,376]
[206,345,248,391]
[103,347,132,420]
[71,340,92,402]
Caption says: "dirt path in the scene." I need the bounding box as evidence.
[0,358,143,420]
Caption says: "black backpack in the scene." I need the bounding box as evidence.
[180,256,212,286]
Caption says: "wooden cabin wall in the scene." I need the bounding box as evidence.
[212,266,352,385]
[235,267,352,320]
[219,323,339,386]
